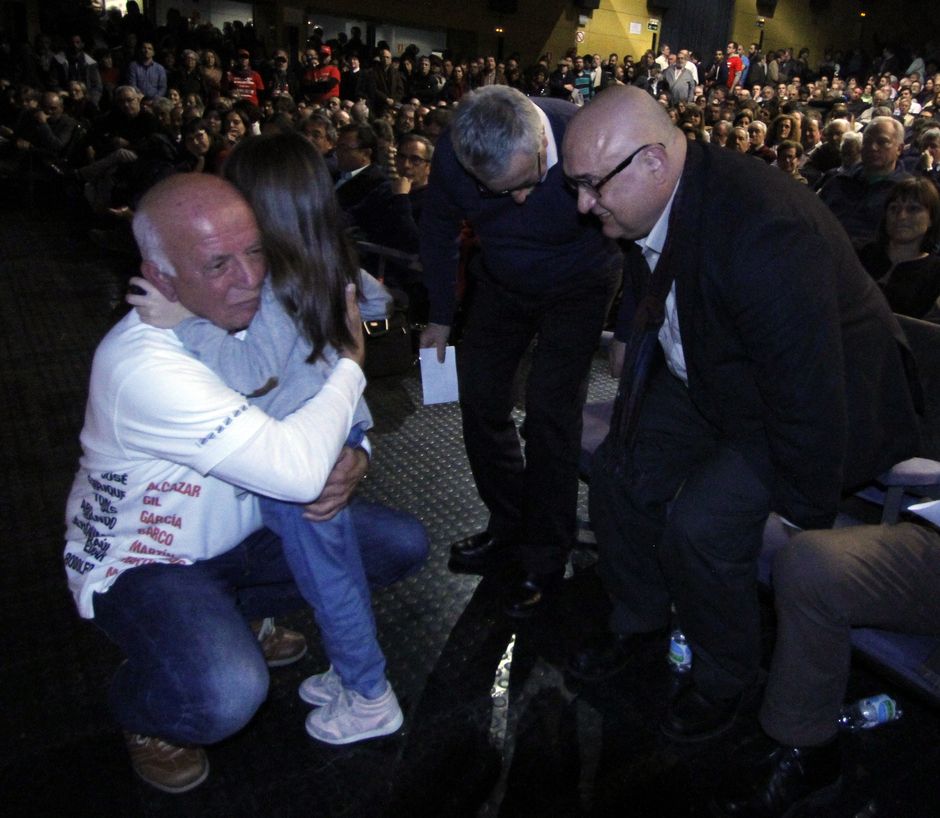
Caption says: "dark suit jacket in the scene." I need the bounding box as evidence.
[622,141,921,529]
[335,163,388,211]
[336,164,419,254]
[364,65,404,114]
[419,97,621,325]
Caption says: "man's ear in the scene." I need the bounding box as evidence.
[140,260,180,302]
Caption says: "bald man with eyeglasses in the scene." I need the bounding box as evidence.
[561,86,919,752]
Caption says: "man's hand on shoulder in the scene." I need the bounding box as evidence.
[302,445,368,521]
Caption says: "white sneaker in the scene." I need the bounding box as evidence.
[305,682,403,745]
[298,665,343,706]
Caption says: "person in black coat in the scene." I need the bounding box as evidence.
[562,87,920,806]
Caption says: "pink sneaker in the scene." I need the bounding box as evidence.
[305,683,403,745]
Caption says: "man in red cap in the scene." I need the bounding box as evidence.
[302,44,341,106]
[224,48,265,107]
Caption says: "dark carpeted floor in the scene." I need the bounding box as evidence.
[1,178,938,817]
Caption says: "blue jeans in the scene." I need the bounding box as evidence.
[259,424,388,697]
[92,499,428,745]
[259,491,387,698]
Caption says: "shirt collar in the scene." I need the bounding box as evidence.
[636,177,680,259]
[531,102,558,173]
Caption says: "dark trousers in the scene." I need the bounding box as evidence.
[457,268,617,575]
[589,366,773,701]
[761,523,940,746]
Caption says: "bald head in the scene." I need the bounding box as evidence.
[133,174,266,331]
[563,85,686,240]
[134,174,249,274]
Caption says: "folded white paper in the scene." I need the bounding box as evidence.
[420,346,459,405]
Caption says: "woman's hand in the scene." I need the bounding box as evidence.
[125,276,194,327]
[339,283,365,368]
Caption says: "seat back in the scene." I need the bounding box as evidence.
[897,314,940,461]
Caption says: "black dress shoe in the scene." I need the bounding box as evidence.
[503,572,562,619]
[710,738,842,817]
[448,531,515,574]
[662,684,741,743]
[567,629,667,682]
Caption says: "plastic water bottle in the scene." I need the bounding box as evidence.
[667,628,692,673]
[837,694,903,731]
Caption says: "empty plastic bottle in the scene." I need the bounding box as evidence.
[837,694,902,731]
[667,628,692,673]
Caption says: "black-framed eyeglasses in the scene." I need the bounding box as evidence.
[398,152,430,165]
[475,148,543,198]
[564,142,663,198]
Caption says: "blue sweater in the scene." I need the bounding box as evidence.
[419,97,621,325]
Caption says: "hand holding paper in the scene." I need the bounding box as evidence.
[420,345,459,405]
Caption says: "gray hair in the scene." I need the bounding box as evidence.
[841,131,863,149]
[132,210,176,277]
[920,128,940,149]
[308,112,337,143]
[451,86,542,183]
[150,96,174,118]
[399,132,434,161]
[115,85,142,101]
[865,115,905,145]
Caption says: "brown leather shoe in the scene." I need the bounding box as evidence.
[124,733,209,794]
[251,618,308,667]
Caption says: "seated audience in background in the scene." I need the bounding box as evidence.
[916,126,940,190]
[774,139,807,183]
[301,112,339,176]
[422,107,453,145]
[746,119,776,162]
[858,176,940,320]
[384,133,434,318]
[176,116,215,173]
[803,117,850,187]
[334,122,415,251]
[766,112,800,148]
[369,118,398,178]
[211,107,251,171]
[65,80,99,128]
[710,119,732,147]
[0,90,76,173]
[819,116,910,246]
[391,133,432,236]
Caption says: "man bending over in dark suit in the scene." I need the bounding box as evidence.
[419,86,622,618]
[561,85,920,746]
